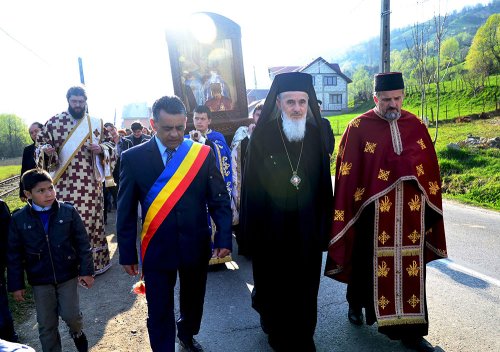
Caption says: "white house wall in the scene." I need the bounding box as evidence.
[302,62,349,112]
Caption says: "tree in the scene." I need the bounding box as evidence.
[0,114,30,158]
[440,37,459,67]
[391,48,416,85]
[465,14,500,76]
[455,32,473,61]
[433,11,448,144]
[350,66,373,104]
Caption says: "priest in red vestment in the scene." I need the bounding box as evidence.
[325,72,447,352]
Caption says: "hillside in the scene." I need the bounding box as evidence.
[334,0,500,74]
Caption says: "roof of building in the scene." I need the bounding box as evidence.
[302,57,352,83]
[268,66,302,77]
[247,89,269,102]
[268,57,352,83]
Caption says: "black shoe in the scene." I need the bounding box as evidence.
[348,306,363,325]
[402,337,435,352]
[179,337,204,352]
[72,331,89,352]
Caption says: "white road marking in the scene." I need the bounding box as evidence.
[431,258,500,288]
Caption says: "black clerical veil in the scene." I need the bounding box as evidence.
[251,72,324,143]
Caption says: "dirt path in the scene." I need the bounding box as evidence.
[15,210,153,352]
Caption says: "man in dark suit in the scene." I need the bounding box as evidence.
[19,122,43,200]
[125,121,151,146]
[117,95,232,352]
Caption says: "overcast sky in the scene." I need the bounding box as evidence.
[0,0,492,127]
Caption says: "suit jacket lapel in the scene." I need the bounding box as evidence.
[146,137,165,179]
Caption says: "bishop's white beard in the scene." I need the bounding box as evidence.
[281,112,306,142]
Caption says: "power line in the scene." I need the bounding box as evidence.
[0,26,50,65]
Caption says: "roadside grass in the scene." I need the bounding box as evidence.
[6,281,34,322]
[3,192,25,213]
[0,165,21,180]
[430,117,500,210]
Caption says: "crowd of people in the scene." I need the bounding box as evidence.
[0,71,447,352]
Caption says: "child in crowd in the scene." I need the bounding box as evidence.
[7,169,94,352]
[0,199,18,343]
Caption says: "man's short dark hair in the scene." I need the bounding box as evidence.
[193,105,211,118]
[253,103,264,116]
[130,121,143,131]
[104,122,115,129]
[21,169,53,192]
[66,86,87,101]
[31,122,43,129]
[152,96,186,122]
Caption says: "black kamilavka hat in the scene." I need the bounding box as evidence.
[274,72,312,94]
[374,72,405,92]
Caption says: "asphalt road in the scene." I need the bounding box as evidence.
[194,200,500,352]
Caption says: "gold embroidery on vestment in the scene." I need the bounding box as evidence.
[378,296,390,310]
[429,181,440,195]
[416,164,425,176]
[377,261,390,277]
[337,145,344,157]
[408,230,421,244]
[408,195,421,211]
[417,138,426,150]
[379,196,392,212]
[378,231,390,245]
[340,162,352,176]
[334,210,345,221]
[407,294,420,308]
[406,260,420,277]
[378,169,390,181]
[364,141,377,153]
[354,187,365,201]
[350,118,361,128]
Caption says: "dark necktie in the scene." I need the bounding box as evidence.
[165,148,174,166]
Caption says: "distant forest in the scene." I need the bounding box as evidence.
[334,0,500,106]
[335,0,500,76]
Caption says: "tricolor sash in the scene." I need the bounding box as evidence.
[140,139,210,261]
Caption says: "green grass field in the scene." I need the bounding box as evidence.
[0,165,21,180]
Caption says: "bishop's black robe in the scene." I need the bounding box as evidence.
[240,118,332,350]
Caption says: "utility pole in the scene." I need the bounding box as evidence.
[253,65,258,89]
[380,0,391,72]
[78,57,85,85]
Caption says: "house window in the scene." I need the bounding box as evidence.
[329,94,342,104]
[323,76,337,86]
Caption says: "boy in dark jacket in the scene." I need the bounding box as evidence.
[0,199,18,343]
[7,169,94,352]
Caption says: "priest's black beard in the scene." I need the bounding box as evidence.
[68,105,86,119]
